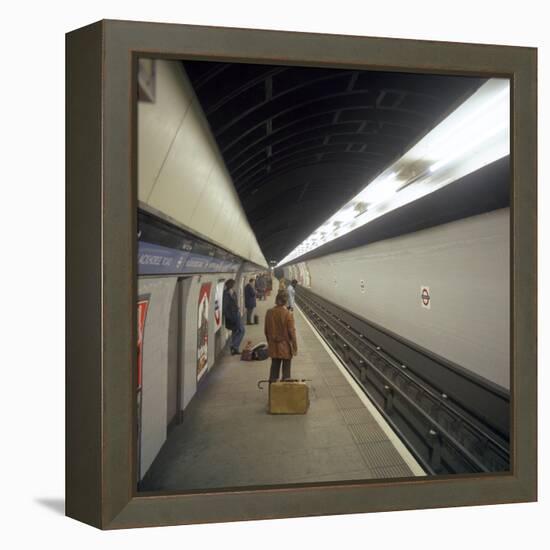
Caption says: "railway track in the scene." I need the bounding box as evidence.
[295,286,510,475]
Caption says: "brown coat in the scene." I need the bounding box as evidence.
[264,305,298,359]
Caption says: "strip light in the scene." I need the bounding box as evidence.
[277,78,509,266]
[429,122,508,173]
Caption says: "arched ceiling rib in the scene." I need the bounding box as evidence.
[183,60,485,262]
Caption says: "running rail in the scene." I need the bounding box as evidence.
[295,286,510,475]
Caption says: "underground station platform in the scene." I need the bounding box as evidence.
[140,297,423,493]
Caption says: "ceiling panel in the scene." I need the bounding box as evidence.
[183,60,485,262]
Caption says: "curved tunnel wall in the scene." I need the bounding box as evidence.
[286,208,510,389]
[138,59,267,268]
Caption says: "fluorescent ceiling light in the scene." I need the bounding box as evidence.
[277,78,509,267]
[429,122,508,173]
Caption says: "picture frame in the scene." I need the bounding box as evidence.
[66,19,537,529]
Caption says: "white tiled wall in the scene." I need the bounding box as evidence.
[303,209,510,389]
[138,59,267,268]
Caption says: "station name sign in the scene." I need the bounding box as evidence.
[137,241,241,275]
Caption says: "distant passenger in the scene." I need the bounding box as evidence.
[265,273,273,295]
[264,291,298,381]
[278,278,286,292]
[244,278,257,325]
[287,279,298,311]
[255,274,266,301]
[223,279,244,355]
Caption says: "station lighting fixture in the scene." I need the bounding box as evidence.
[277,78,510,266]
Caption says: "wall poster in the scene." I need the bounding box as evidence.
[297,262,312,288]
[136,297,150,481]
[214,280,225,332]
[197,282,212,381]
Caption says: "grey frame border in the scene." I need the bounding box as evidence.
[66,19,537,529]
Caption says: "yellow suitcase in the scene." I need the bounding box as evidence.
[268,380,309,414]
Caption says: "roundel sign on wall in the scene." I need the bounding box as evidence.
[421,286,431,309]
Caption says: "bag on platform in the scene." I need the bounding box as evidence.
[251,342,269,361]
[240,341,254,361]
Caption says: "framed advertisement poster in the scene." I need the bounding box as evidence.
[66,19,536,529]
[214,280,225,332]
[136,298,149,391]
[197,282,211,381]
[136,296,150,481]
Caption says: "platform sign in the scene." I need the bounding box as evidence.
[421,286,431,309]
[197,283,212,381]
[185,253,211,271]
[137,241,242,275]
[138,242,191,275]
[214,281,225,332]
[207,258,224,272]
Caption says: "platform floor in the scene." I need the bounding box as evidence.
[140,295,421,492]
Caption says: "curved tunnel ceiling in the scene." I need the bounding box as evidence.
[183,60,486,262]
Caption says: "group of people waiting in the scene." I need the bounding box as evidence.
[253,272,272,301]
[222,276,299,380]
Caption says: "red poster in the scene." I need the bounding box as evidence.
[137,299,149,390]
[197,283,212,380]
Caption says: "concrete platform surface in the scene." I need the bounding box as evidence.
[140,295,421,492]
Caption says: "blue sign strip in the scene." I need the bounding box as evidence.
[138,242,241,275]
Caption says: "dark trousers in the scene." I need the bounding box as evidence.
[246,307,254,324]
[230,319,245,351]
[269,358,291,381]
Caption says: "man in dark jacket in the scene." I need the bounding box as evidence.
[244,278,257,325]
[223,279,244,355]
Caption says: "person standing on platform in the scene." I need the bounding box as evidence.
[223,279,244,355]
[255,274,266,301]
[287,279,297,311]
[265,273,273,296]
[244,278,257,325]
[278,277,286,292]
[264,291,298,381]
